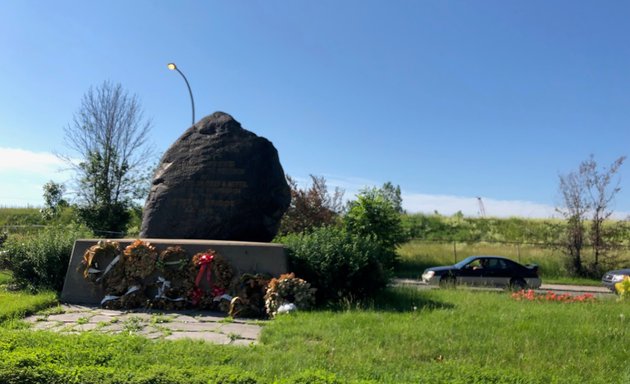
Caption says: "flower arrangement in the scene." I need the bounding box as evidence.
[81,240,127,295]
[123,240,158,281]
[81,240,120,281]
[264,273,316,317]
[155,246,193,302]
[157,246,189,278]
[512,289,595,303]
[229,273,270,318]
[82,241,312,317]
[189,250,235,308]
[615,276,630,300]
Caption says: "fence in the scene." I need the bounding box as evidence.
[402,238,630,267]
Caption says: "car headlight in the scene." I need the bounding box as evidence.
[422,271,435,280]
[611,274,627,282]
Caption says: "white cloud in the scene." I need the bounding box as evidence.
[0,147,73,207]
[292,174,559,218]
[402,193,557,218]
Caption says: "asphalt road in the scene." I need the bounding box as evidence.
[393,278,615,298]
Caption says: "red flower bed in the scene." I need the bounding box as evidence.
[512,289,595,303]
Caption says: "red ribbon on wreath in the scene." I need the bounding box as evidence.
[190,252,228,306]
[195,253,214,288]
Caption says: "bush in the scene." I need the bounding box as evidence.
[344,191,407,269]
[279,226,390,304]
[278,175,344,235]
[1,225,91,291]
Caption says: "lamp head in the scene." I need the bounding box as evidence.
[167,63,177,70]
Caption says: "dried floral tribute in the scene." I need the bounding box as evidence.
[81,240,315,317]
[264,273,316,317]
[152,246,193,308]
[229,273,271,318]
[81,240,120,282]
[189,250,235,309]
[123,240,158,281]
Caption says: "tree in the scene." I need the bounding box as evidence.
[62,81,153,236]
[278,175,345,235]
[582,155,626,269]
[344,183,407,268]
[557,155,625,276]
[40,180,68,221]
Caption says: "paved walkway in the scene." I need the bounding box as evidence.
[24,305,263,346]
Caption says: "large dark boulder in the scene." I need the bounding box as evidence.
[140,112,290,242]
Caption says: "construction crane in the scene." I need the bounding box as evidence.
[477,197,486,217]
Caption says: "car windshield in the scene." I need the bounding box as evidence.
[453,256,480,269]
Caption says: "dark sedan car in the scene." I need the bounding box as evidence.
[601,268,630,292]
[421,255,541,290]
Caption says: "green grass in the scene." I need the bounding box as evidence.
[0,271,11,286]
[395,240,618,285]
[0,286,629,383]
[0,290,57,324]
[0,207,43,227]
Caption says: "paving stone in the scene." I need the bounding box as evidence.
[138,328,164,339]
[170,314,199,323]
[160,322,221,332]
[24,315,46,323]
[195,314,228,323]
[62,304,94,312]
[47,313,92,323]
[165,331,231,344]
[100,323,124,333]
[118,313,153,322]
[218,323,262,340]
[88,315,117,323]
[30,321,63,331]
[23,307,261,346]
[98,309,126,316]
[73,323,99,331]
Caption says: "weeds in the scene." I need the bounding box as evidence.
[122,316,143,333]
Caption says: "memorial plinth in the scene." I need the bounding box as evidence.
[60,238,287,305]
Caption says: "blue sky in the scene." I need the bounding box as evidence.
[1,1,630,218]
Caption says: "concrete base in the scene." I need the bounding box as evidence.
[60,238,288,305]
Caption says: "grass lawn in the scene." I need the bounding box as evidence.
[0,271,56,323]
[0,284,629,383]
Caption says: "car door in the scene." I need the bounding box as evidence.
[483,259,513,287]
[458,258,486,286]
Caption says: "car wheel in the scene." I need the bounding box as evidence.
[509,278,527,291]
[439,275,456,289]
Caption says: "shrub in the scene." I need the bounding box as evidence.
[1,225,91,291]
[279,226,390,304]
[344,190,407,269]
[278,175,344,235]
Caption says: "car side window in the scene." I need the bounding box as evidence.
[502,259,517,270]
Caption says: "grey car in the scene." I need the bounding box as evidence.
[601,268,630,292]
[421,255,542,290]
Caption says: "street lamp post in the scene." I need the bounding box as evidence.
[167,62,196,125]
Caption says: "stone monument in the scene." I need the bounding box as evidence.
[140,112,291,242]
[61,112,292,306]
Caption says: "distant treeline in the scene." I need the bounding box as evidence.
[3,207,630,248]
[402,212,630,246]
